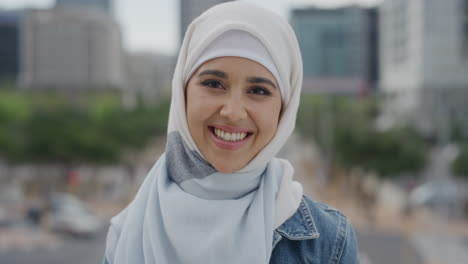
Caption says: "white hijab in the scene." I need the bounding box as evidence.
[104,2,304,264]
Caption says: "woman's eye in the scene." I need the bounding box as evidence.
[249,86,271,96]
[201,80,224,89]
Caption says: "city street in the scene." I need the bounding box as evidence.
[1,0,468,263]
[0,227,427,264]
[5,227,466,264]
[411,233,468,264]
[357,229,423,264]
[0,226,107,264]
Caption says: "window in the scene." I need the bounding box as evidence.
[463,0,468,58]
[391,0,408,64]
[320,29,346,76]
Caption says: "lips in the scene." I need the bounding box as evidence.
[208,125,253,150]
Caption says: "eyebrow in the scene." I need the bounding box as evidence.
[198,69,277,89]
[247,77,277,90]
[198,70,228,79]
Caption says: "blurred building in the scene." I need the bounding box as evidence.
[126,52,176,104]
[0,10,21,80]
[19,8,125,90]
[368,8,380,88]
[380,0,468,138]
[55,0,114,16]
[180,0,233,44]
[291,6,378,95]
[152,53,177,96]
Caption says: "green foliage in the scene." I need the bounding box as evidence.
[450,120,467,142]
[0,78,16,90]
[0,90,32,122]
[23,108,120,164]
[452,144,468,179]
[334,125,427,177]
[296,95,428,178]
[0,90,169,164]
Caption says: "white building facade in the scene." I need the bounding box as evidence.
[380,0,468,137]
[19,8,125,90]
[179,0,233,44]
[55,0,114,16]
[126,52,176,104]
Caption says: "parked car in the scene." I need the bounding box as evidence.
[0,206,9,226]
[46,192,102,238]
[408,180,468,217]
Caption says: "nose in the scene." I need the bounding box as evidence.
[219,93,248,122]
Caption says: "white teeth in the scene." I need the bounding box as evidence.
[213,128,248,142]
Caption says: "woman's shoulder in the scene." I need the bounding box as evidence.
[275,195,351,240]
[271,195,359,264]
[301,195,350,234]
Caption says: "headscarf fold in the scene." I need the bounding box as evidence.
[105,2,304,264]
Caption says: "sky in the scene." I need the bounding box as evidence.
[0,0,381,55]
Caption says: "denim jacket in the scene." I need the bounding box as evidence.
[270,195,360,263]
[103,195,359,264]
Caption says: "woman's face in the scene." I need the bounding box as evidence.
[186,57,282,173]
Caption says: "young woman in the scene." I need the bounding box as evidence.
[104,2,359,263]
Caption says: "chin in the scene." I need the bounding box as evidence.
[212,160,244,174]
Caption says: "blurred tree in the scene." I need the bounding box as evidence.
[296,95,428,178]
[452,144,468,179]
[334,125,427,177]
[0,78,16,90]
[0,91,32,161]
[0,90,170,165]
[450,120,466,142]
[24,108,120,164]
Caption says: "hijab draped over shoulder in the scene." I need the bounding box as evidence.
[104,2,304,264]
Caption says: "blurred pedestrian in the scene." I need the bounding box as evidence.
[103,2,359,263]
[26,203,42,226]
[66,169,80,195]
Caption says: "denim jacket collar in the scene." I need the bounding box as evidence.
[273,197,320,248]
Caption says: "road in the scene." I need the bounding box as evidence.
[1,227,425,264]
[0,226,108,264]
[411,233,468,264]
[357,229,424,264]
[3,225,466,264]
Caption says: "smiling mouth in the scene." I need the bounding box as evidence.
[209,126,253,142]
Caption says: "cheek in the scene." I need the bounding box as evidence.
[256,102,282,140]
[266,115,280,138]
[186,88,202,132]
[186,88,214,130]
